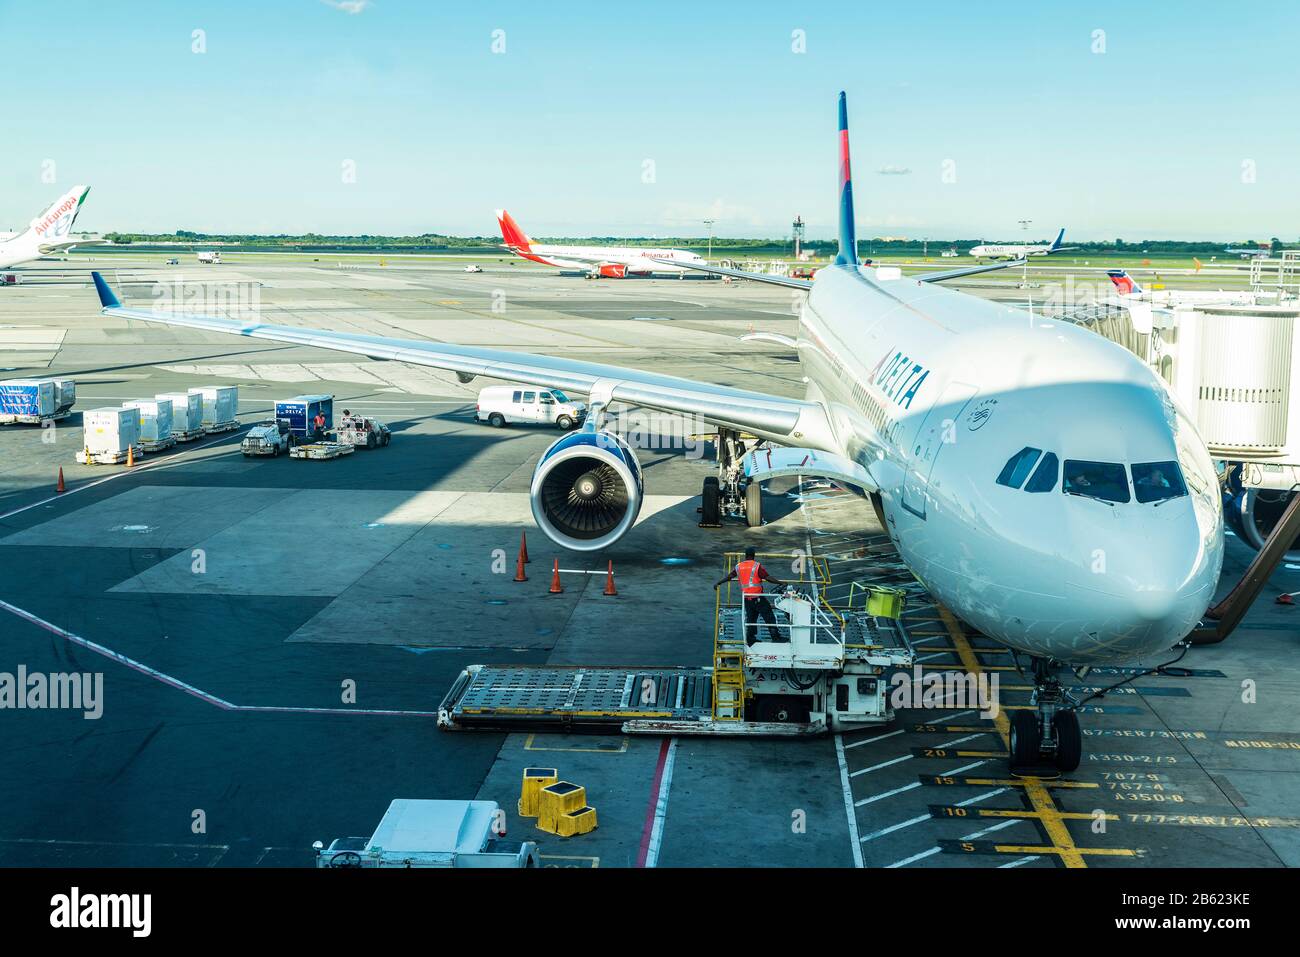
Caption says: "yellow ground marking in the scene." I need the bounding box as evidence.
[941,807,1118,822]
[940,607,1088,868]
[524,734,629,753]
[959,777,1099,789]
[990,845,1137,858]
[538,854,601,867]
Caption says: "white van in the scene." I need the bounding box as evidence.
[476,386,585,430]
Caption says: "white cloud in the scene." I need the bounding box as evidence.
[321,0,371,13]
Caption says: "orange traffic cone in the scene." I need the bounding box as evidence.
[603,560,618,596]
[514,549,528,582]
[126,445,135,468]
[549,559,563,594]
[56,467,66,494]
[520,531,530,564]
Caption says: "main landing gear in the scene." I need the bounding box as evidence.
[1008,656,1082,774]
[698,427,763,529]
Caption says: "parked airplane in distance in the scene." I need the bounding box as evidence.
[969,227,1072,259]
[495,209,705,277]
[0,186,93,269]
[89,94,1223,772]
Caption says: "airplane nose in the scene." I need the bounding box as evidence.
[1130,587,1178,622]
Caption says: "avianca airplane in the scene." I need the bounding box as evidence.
[496,209,705,277]
[969,227,1073,259]
[89,94,1223,771]
[0,186,93,269]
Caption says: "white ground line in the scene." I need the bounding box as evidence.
[844,728,905,750]
[886,817,1023,868]
[999,855,1041,868]
[0,426,248,522]
[855,759,987,807]
[643,738,677,868]
[835,735,865,867]
[859,787,1008,843]
[850,731,985,778]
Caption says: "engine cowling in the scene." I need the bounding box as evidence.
[1225,487,1300,563]
[531,430,643,551]
[594,262,628,278]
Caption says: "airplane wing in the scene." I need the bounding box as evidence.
[649,259,812,289]
[89,271,837,451]
[911,257,1027,282]
[655,256,1028,287]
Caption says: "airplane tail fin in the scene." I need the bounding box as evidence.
[91,271,121,309]
[1106,269,1142,297]
[495,209,532,250]
[1050,227,1065,251]
[834,92,857,266]
[27,185,90,242]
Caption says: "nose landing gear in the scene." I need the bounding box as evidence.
[1008,656,1082,774]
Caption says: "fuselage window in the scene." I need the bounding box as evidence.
[1063,460,1130,504]
[1132,460,1188,504]
[996,447,1042,489]
[1024,452,1059,493]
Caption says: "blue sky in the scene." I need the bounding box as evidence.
[2,0,1297,241]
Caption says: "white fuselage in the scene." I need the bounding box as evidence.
[521,244,704,274]
[968,243,1050,259]
[793,265,1224,665]
[0,232,75,269]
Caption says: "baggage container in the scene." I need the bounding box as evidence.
[275,394,333,439]
[190,385,239,432]
[0,379,56,423]
[157,392,204,440]
[124,398,174,450]
[79,406,139,463]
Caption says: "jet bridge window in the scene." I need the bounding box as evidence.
[1132,461,1188,504]
[1063,460,1130,504]
[996,447,1042,489]
[1024,452,1059,493]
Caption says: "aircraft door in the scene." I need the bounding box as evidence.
[900,381,979,520]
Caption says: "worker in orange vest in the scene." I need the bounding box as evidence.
[312,409,327,440]
[714,546,786,645]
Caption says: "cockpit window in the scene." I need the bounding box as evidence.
[996,447,1042,489]
[1024,452,1059,493]
[1132,461,1188,504]
[1063,460,1130,504]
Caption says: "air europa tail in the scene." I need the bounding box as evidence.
[28,185,90,242]
[834,92,857,266]
[495,209,532,250]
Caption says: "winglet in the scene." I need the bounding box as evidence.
[91,271,120,309]
[834,92,857,267]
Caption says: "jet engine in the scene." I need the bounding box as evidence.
[531,430,644,551]
[1225,486,1300,563]
[594,263,628,278]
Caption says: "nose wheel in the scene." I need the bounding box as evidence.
[1009,656,1082,774]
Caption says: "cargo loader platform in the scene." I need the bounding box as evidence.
[437,553,916,737]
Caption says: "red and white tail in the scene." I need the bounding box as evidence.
[495,209,532,250]
[1106,269,1142,297]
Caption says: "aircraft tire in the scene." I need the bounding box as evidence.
[745,481,763,527]
[700,477,721,527]
[1009,710,1040,767]
[1052,711,1082,772]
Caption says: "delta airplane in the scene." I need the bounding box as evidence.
[969,227,1073,259]
[88,94,1223,771]
[496,209,705,278]
[0,186,93,269]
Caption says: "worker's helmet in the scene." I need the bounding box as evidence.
[744,547,756,560]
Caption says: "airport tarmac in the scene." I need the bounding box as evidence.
[0,254,1296,868]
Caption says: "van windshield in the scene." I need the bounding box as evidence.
[551,391,569,402]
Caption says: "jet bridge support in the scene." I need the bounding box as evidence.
[1190,489,1300,644]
